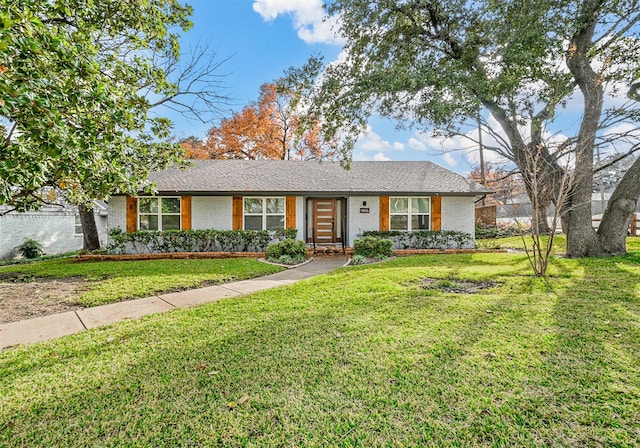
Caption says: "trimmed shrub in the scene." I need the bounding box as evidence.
[15,239,45,259]
[353,236,393,259]
[277,255,293,265]
[107,228,298,254]
[266,239,307,263]
[362,230,473,250]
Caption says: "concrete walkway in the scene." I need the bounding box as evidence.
[0,257,348,350]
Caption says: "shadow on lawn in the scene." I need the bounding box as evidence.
[0,264,530,445]
[2,252,639,445]
[542,252,640,445]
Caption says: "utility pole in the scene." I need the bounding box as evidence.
[596,146,605,214]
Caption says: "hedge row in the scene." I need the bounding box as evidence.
[361,230,474,250]
[107,228,298,254]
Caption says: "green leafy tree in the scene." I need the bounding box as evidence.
[294,0,640,257]
[0,1,228,250]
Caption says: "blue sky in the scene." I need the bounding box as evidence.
[165,0,479,172]
[162,1,638,175]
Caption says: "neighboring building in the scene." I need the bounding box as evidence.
[0,202,108,259]
[107,160,491,248]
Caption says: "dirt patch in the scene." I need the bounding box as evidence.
[420,277,499,294]
[0,277,90,324]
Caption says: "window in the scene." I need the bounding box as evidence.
[390,197,431,231]
[139,197,181,231]
[243,197,285,230]
[74,215,83,236]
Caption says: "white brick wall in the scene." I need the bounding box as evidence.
[192,196,232,230]
[108,195,302,234]
[442,196,476,237]
[107,196,127,233]
[105,194,477,250]
[294,196,304,240]
[1,209,107,259]
[347,196,379,246]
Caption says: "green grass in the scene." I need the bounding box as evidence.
[1,242,639,446]
[0,258,283,306]
[479,235,640,255]
[478,234,569,253]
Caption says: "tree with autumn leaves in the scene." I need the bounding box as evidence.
[184,82,336,161]
[469,165,526,207]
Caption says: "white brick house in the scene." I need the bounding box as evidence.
[1,202,108,259]
[108,160,490,247]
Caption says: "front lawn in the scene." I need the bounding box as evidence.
[1,244,639,446]
[479,234,640,255]
[0,258,283,307]
[477,234,569,253]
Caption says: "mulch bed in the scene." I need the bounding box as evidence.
[420,277,500,294]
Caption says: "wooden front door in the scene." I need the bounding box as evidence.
[312,198,341,244]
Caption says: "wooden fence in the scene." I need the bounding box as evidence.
[591,213,638,236]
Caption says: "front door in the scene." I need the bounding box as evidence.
[311,198,342,244]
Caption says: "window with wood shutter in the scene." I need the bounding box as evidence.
[379,196,390,231]
[243,197,285,230]
[389,197,431,231]
[431,196,442,231]
[286,196,296,229]
[126,197,138,233]
[138,197,181,231]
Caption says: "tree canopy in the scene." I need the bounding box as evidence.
[0,0,224,212]
[295,0,640,257]
[184,82,336,161]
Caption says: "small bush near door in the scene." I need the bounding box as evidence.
[266,239,307,264]
[353,236,393,259]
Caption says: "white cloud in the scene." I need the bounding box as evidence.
[356,125,404,152]
[374,152,391,161]
[405,119,510,167]
[407,113,574,168]
[252,0,344,45]
[353,151,391,161]
[408,137,426,151]
[443,152,458,167]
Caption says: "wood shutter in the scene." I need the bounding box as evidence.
[286,196,296,229]
[126,196,137,233]
[431,196,442,231]
[379,196,390,231]
[232,196,243,230]
[181,196,192,230]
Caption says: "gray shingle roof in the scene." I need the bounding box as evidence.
[146,160,492,196]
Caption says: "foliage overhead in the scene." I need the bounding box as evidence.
[302,0,639,159]
[183,81,337,161]
[294,0,640,256]
[0,0,222,211]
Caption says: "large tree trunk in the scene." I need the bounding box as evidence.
[79,205,101,251]
[597,156,640,254]
[563,0,605,257]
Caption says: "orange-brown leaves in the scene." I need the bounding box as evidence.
[186,82,336,161]
[469,164,525,205]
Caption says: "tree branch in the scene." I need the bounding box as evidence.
[593,144,640,173]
